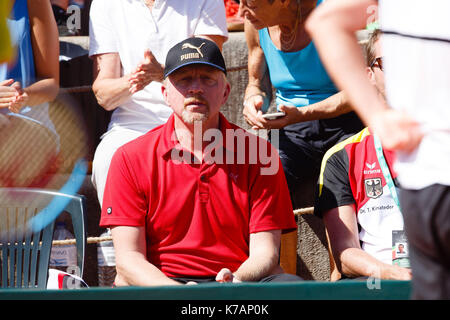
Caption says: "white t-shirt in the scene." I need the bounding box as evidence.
[89,0,228,135]
[380,0,450,189]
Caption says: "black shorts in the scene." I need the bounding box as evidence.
[171,273,303,284]
[400,184,450,299]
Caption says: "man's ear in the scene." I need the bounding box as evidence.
[221,80,231,106]
[161,80,170,105]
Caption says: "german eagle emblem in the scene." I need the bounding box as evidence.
[364,178,383,199]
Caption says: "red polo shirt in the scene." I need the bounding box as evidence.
[100,113,296,278]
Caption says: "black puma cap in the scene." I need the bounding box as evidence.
[164,37,226,78]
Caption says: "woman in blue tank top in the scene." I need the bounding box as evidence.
[239,0,363,207]
[0,0,60,187]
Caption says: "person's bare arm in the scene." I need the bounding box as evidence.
[306,0,422,152]
[111,225,182,287]
[8,0,59,112]
[91,53,135,111]
[92,33,226,112]
[242,20,272,128]
[324,205,412,280]
[254,90,354,130]
[216,230,283,282]
[306,0,384,123]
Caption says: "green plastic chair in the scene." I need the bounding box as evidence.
[0,188,86,289]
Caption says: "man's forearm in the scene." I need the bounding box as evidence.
[92,75,134,111]
[233,253,280,282]
[115,251,182,287]
[291,91,353,123]
[339,248,410,280]
[23,78,59,106]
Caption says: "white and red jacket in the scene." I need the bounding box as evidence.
[315,128,404,264]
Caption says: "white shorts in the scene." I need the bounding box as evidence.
[91,128,144,207]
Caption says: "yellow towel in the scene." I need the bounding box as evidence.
[0,1,13,63]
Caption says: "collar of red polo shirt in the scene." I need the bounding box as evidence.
[157,113,238,160]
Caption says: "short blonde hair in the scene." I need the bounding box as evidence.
[365,29,381,67]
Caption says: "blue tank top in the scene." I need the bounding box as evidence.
[258,0,338,109]
[0,0,58,139]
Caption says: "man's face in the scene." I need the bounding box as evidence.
[162,64,230,125]
[368,39,386,99]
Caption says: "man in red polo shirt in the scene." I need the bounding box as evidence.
[100,38,300,286]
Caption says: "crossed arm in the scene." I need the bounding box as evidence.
[323,205,411,280]
[111,225,282,286]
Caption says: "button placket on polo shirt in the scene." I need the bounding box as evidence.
[141,0,159,33]
[198,163,211,204]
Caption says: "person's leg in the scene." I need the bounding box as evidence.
[91,129,142,207]
[400,185,450,299]
[270,124,322,209]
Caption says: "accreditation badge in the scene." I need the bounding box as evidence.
[392,230,410,268]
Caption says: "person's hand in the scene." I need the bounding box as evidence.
[128,49,164,94]
[243,93,267,128]
[215,268,242,283]
[0,79,28,113]
[250,104,300,130]
[8,81,28,113]
[369,109,423,153]
[0,79,18,110]
[387,265,412,280]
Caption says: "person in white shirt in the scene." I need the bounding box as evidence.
[89,0,228,206]
[306,0,450,299]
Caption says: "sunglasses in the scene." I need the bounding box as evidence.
[370,57,383,71]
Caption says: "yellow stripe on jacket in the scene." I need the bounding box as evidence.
[318,127,371,197]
